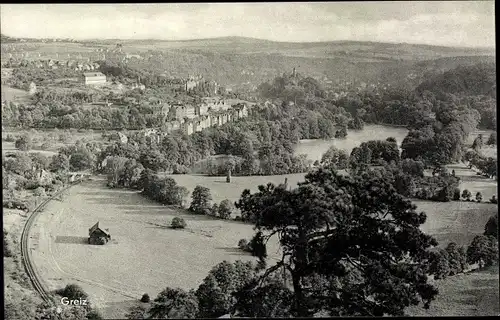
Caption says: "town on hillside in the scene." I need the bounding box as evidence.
[2,3,498,320]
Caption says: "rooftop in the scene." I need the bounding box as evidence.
[83,72,105,77]
[89,221,110,236]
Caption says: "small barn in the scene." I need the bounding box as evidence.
[88,222,111,245]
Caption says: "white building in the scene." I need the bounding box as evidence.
[81,72,107,86]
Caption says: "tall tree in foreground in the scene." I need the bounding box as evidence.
[235,168,438,317]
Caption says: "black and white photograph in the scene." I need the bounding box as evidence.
[1,2,498,319]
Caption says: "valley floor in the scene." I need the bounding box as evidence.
[406,266,499,316]
[23,163,498,318]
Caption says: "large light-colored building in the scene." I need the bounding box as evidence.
[81,72,106,86]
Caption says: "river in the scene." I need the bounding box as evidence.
[294,124,409,162]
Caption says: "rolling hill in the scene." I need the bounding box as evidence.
[1,36,495,89]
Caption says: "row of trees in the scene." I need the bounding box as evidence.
[98,114,313,176]
[6,64,81,90]
[318,143,460,202]
[188,186,235,219]
[2,100,167,130]
[429,235,498,280]
[104,160,239,221]
[127,260,291,319]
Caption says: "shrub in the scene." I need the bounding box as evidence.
[487,132,496,145]
[56,284,89,301]
[238,239,248,250]
[250,232,267,259]
[415,187,433,200]
[484,213,498,239]
[15,135,32,151]
[461,189,472,201]
[3,200,28,211]
[140,293,150,303]
[4,134,16,142]
[126,305,148,319]
[237,238,253,253]
[172,164,189,174]
[217,199,234,220]
[432,186,452,202]
[210,203,219,217]
[33,187,46,197]
[189,186,212,215]
[490,195,498,204]
[453,188,461,201]
[445,242,468,275]
[334,127,347,139]
[40,142,53,150]
[475,192,483,202]
[171,217,187,229]
[4,229,13,257]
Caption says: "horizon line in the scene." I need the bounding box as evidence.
[1,34,495,50]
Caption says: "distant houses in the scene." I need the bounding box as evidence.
[139,99,254,138]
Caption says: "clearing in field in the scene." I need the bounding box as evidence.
[406,266,499,316]
[29,179,281,319]
[28,163,497,318]
[1,85,31,103]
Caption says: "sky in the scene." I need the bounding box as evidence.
[0,2,495,48]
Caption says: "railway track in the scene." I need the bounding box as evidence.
[20,180,82,305]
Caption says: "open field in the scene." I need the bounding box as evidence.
[1,84,31,103]
[415,200,497,247]
[29,179,282,319]
[294,124,409,162]
[2,141,58,157]
[407,266,500,317]
[406,266,499,316]
[467,129,496,145]
[165,172,307,204]
[447,163,498,200]
[30,174,498,318]
[479,146,497,159]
